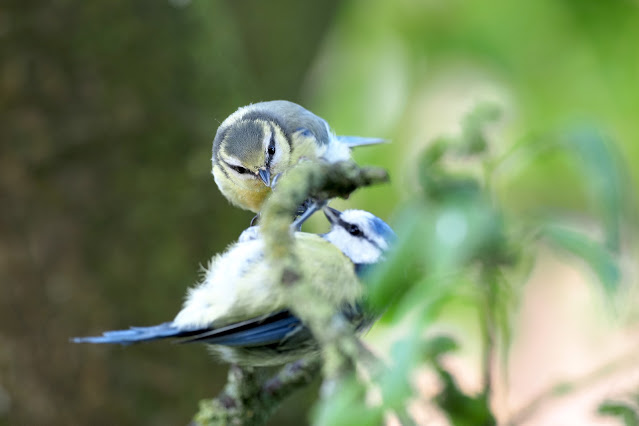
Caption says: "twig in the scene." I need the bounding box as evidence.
[355,339,416,426]
[260,161,388,383]
[480,267,497,397]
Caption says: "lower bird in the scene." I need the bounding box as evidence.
[72,208,395,366]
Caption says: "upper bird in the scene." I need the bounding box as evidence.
[212,100,384,213]
[72,208,395,367]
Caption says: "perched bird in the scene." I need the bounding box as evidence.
[73,209,395,366]
[211,100,384,213]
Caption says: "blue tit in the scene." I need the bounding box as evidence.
[211,100,384,213]
[72,209,395,367]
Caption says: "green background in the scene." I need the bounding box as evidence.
[2,1,637,425]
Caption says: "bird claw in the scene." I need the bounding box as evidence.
[290,200,327,231]
[271,173,283,189]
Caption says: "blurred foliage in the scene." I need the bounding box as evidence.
[2,0,638,425]
[311,104,631,424]
[599,394,639,426]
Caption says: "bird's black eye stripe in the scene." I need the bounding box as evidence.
[338,218,364,237]
[230,164,250,174]
[338,218,384,250]
[347,224,362,237]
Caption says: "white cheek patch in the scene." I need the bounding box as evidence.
[325,228,383,265]
[270,141,285,166]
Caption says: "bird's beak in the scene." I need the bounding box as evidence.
[323,206,341,225]
[258,169,271,187]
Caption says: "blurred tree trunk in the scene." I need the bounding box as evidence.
[0,1,338,425]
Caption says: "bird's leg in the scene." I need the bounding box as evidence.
[272,170,324,231]
[290,199,327,231]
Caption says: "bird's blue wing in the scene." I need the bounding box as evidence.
[335,135,387,147]
[73,306,372,350]
[178,310,302,347]
[71,322,203,345]
[72,311,305,349]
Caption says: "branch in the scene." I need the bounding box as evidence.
[260,161,388,384]
[193,161,389,425]
[193,358,322,426]
[261,160,388,260]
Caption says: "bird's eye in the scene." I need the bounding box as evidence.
[231,165,250,174]
[267,136,276,156]
[347,224,362,237]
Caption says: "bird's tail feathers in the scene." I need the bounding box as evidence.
[71,322,200,345]
[335,135,388,147]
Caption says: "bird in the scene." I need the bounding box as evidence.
[72,208,395,367]
[211,100,385,213]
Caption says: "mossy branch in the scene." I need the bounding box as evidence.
[193,161,388,425]
[261,160,388,260]
[260,161,388,383]
[194,359,321,426]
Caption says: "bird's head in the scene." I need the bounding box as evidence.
[214,117,293,189]
[323,207,395,265]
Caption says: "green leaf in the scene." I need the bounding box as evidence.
[562,126,626,252]
[381,337,422,408]
[598,400,639,426]
[432,363,496,426]
[313,377,383,426]
[458,103,501,156]
[542,224,620,294]
[364,205,426,311]
[417,142,483,203]
[420,335,459,362]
